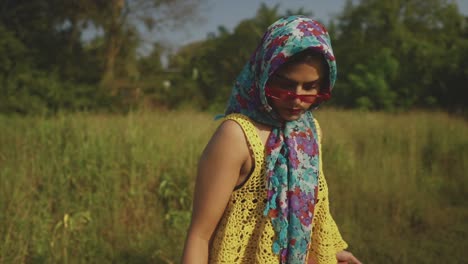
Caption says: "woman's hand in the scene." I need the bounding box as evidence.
[336,250,362,264]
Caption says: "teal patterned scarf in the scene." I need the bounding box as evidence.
[224,16,337,263]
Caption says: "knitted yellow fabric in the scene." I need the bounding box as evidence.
[209,113,348,263]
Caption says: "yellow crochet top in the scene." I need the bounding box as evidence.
[209,113,348,264]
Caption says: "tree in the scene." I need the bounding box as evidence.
[178,4,283,110]
[0,0,207,113]
[88,0,206,91]
[331,0,467,111]
[167,3,318,111]
[347,48,399,110]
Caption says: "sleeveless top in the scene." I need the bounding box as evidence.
[209,113,348,264]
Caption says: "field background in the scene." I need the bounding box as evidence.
[0,109,467,264]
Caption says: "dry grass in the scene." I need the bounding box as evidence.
[0,109,466,263]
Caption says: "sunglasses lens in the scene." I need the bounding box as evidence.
[301,96,316,103]
[266,87,331,103]
[266,87,282,100]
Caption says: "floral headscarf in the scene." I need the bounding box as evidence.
[223,16,337,263]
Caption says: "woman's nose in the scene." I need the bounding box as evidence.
[294,84,305,95]
[292,96,302,104]
[292,87,303,103]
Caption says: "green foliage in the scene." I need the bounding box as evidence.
[138,43,164,77]
[0,110,217,263]
[0,110,467,263]
[0,1,109,114]
[50,211,92,263]
[167,3,292,110]
[331,0,467,111]
[0,25,29,78]
[0,71,113,115]
[316,109,468,263]
[164,0,466,112]
[0,1,466,113]
[347,48,398,110]
[0,0,207,114]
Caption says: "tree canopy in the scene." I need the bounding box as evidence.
[0,0,466,114]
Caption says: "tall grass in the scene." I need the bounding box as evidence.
[0,110,466,263]
[316,110,468,263]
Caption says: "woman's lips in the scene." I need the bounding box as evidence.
[288,108,302,115]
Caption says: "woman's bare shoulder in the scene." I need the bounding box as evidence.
[213,119,246,142]
[201,119,250,163]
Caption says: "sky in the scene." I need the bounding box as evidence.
[158,0,468,51]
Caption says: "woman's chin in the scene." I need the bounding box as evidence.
[279,112,303,121]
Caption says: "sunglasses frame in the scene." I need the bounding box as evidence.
[265,86,331,104]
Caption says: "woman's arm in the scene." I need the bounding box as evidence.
[182,120,250,264]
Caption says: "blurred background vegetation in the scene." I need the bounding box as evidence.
[0,110,467,263]
[0,0,466,115]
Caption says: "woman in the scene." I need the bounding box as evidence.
[182,16,361,264]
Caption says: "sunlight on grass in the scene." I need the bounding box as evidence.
[0,110,466,263]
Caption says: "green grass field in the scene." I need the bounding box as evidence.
[0,110,467,263]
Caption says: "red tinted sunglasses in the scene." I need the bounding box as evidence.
[265,86,331,103]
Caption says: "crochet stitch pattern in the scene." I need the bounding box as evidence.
[209,114,347,263]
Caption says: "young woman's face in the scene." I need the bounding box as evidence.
[266,59,325,121]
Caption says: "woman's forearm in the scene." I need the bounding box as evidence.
[182,233,210,264]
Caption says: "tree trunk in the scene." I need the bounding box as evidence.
[100,0,124,93]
